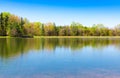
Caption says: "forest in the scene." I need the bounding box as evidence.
[0,12,120,37]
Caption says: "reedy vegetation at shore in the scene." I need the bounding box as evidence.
[0,12,120,37]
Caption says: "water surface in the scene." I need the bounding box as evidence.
[0,38,120,78]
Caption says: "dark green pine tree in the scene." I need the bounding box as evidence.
[41,24,44,36]
[0,12,9,36]
[5,15,9,36]
[0,13,1,35]
[0,13,4,35]
[20,17,25,36]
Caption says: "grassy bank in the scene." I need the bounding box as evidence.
[1,36,120,38]
[34,36,120,38]
[0,36,12,38]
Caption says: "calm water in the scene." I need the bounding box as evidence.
[0,38,120,78]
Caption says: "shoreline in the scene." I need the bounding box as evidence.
[34,36,120,38]
[1,36,120,38]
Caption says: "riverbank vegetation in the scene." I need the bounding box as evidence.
[1,12,120,37]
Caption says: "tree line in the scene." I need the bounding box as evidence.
[0,12,120,37]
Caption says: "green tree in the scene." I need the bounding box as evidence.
[0,13,4,35]
[8,14,22,36]
[40,24,44,36]
[44,22,56,36]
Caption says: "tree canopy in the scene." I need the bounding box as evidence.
[0,12,120,37]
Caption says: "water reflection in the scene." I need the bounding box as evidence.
[0,38,120,78]
[0,38,120,59]
[0,38,41,59]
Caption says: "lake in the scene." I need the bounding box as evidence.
[0,38,120,78]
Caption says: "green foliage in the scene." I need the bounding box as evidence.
[43,22,56,36]
[23,22,41,36]
[0,12,120,37]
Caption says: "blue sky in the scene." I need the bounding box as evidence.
[0,0,120,27]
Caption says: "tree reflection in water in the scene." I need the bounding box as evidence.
[0,38,120,59]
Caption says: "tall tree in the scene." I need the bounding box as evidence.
[4,15,9,35]
[40,24,44,36]
[0,13,4,35]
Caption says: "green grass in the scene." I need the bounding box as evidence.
[0,36,24,38]
[34,36,120,38]
[1,36,120,38]
[0,36,11,38]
